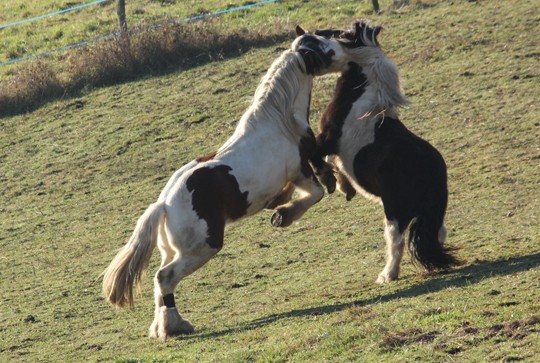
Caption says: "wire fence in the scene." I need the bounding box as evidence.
[0,0,278,67]
[0,0,109,30]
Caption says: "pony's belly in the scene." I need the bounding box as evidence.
[218,145,301,214]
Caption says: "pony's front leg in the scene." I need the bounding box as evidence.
[271,176,324,228]
[326,155,356,201]
[313,159,337,194]
[310,136,337,194]
[335,170,356,201]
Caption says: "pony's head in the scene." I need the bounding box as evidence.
[315,20,382,49]
[291,25,350,75]
[316,21,409,111]
[314,20,385,71]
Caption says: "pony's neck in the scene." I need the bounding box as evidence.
[248,50,313,137]
[349,48,409,119]
[219,51,312,152]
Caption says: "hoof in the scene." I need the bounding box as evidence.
[321,173,336,194]
[336,173,355,200]
[153,307,195,339]
[169,319,195,336]
[345,189,356,201]
[271,212,283,227]
[376,272,398,284]
[271,209,292,228]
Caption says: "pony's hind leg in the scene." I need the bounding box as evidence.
[153,247,218,339]
[149,226,175,338]
[271,176,324,228]
[376,219,405,284]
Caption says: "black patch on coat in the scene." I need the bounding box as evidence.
[313,62,367,168]
[352,117,447,228]
[186,165,250,249]
[299,128,317,179]
[352,117,457,269]
[296,35,335,75]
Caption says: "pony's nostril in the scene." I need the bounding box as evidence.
[327,49,335,57]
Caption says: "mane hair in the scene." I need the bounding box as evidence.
[218,50,310,152]
[245,50,310,134]
[346,33,409,116]
[369,55,409,112]
[348,21,381,48]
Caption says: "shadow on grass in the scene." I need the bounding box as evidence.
[186,252,540,339]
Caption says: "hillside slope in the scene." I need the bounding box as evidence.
[1,1,538,362]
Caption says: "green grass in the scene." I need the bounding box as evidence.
[0,0,373,69]
[1,0,539,362]
[1,0,268,63]
[0,0,377,115]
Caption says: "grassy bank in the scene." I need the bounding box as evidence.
[1,0,538,361]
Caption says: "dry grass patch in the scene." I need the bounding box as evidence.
[0,19,289,116]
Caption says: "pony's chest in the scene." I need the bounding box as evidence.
[338,118,377,163]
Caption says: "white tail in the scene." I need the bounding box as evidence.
[103,202,165,308]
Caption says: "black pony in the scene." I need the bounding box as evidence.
[312,21,459,283]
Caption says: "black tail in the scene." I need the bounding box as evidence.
[407,214,459,271]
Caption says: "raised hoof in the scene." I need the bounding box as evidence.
[336,172,356,200]
[345,189,357,201]
[320,172,336,194]
[271,209,292,228]
[271,212,282,227]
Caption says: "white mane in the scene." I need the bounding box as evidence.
[348,46,409,118]
[220,50,311,151]
[252,50,307,116]
[248,50,310,133]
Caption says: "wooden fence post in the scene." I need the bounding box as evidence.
[116,0,133,67]
[372,0,380,13]
[117,0,127,32]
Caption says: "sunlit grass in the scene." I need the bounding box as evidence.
[1,0,538,362]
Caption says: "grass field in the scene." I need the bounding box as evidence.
[0,0,374,68]
[1,0,539,362]
[0,0,273,64]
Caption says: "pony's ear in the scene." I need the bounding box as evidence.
[295,25,307,36]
